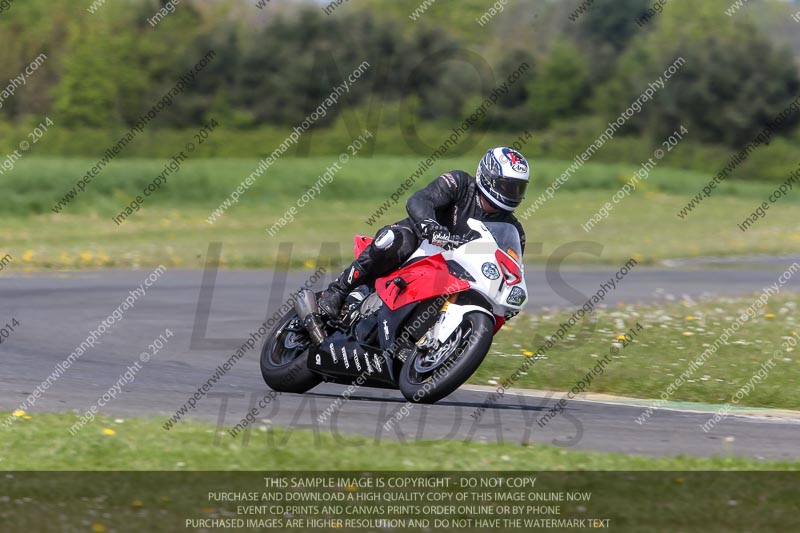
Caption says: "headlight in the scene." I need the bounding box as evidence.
[507,286,526,306]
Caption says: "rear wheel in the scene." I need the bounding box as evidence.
[260,310,322,393]
[398,312,493,404]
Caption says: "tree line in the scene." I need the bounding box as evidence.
[0,0,797,151]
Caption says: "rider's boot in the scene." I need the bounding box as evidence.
[318,260,369,318]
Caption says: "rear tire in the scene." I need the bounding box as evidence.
[260,310,322,394]
[398,312,493,404]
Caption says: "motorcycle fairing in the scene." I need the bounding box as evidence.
[374,296,445,360]
[354,235,373,257]
[375,255,470,311]
[309,330,396,388]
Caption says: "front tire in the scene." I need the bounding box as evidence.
[398,312,493,404]
[260,310,322,394]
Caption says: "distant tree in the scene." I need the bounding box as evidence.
[53,21,121,127]
[0,0,70,119]
[594,0,800,147]
[159,25,239,128]
[577,0,651,52]
[485,49,537,130]
[53,0,212,127]
[575,0,651,84]
[356,0,506,44]
[233,8,479,127]
[529,40,589,128]
[235,10,343,126]
[398,24,486,120]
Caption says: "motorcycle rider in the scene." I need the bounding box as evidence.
[317,146,529,319]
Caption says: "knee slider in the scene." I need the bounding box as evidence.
[374,229,396,251]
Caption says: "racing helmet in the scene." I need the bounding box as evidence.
[476,146,530,211]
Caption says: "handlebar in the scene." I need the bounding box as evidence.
[440,234,473,250]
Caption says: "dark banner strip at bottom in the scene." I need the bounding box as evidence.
[2,471,798,532]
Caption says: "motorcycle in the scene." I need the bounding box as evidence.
[259,218,528,404]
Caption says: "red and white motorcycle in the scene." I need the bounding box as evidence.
[260,218,527,404]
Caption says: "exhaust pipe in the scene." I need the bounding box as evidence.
[294,289,325,345]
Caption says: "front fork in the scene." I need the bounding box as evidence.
[415,295,494,350]
[415,294,457,352]
[430,299,494,345]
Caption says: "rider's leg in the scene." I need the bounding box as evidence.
[318,220,419,317]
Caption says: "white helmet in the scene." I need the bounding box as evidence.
[476,147,530,211]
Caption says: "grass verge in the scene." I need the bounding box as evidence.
[2,412,797,470]
[2,156,800,270]
[475,294,800,410]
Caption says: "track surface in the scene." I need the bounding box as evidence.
[1,266,799,459]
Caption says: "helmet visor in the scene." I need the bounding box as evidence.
[491,176,527,204]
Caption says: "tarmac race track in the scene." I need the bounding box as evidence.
[1,265,798,459]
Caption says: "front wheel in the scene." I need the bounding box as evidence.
[398,312,493,404]
[260,310,322,394]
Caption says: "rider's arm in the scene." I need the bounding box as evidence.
[513,218,527,255]
[406,171,465,231]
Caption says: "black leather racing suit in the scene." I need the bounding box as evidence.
[337,170,527,290]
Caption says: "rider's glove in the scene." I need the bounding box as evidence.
[419,218,451,248]
[430,229,452,248]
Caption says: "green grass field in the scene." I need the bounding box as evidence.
[2,412,796,471]
[5,413,799,532]
[2,156,800,270]
[2,156,797,409]
[474,294,800,410]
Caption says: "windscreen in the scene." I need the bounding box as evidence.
[484,222,522,261]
